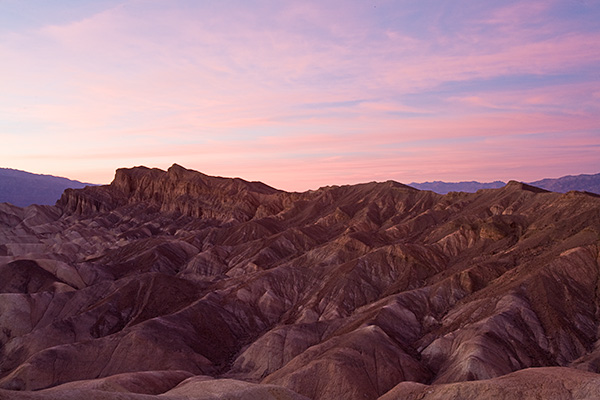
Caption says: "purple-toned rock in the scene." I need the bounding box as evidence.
[1,164,600,400]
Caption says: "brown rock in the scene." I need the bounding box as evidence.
[378,367,600,400]
[2,165,600,400]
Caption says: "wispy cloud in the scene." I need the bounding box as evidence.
[1,0,598,189]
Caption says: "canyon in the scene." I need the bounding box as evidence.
[1,164,600,399]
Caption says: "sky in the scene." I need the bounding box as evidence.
[1,0,599,191]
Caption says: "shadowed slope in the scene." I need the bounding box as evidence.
[1,164,599,400]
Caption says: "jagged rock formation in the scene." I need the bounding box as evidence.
[1,164,600,400]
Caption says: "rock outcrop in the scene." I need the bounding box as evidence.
[1,164,599,400]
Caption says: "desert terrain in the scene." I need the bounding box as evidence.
[1,164,599,399]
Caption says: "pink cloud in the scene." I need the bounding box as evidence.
[481,1,555,28]
[1,1,599,190]
[446,81,600,115]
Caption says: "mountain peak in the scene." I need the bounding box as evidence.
[166,163,206,179]
[60,165,282,220]
[169,163,186,171]
[504,180,549,193]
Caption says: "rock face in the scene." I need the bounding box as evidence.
[1,164,600,400]
[379,367,600,400]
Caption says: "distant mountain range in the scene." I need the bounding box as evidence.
[0,168,94,207]
[528,173,600,194]
[409,172,600,194]
[1,168,599,207]
[408,180,506,193]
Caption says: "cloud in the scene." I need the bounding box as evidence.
[1,0,599,189]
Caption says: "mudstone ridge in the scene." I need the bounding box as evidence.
[1,164,600,400]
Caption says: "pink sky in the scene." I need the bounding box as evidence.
[1,0,599,191]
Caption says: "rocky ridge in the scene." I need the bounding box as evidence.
[1,164,600,399]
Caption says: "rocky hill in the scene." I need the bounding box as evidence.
[0,168,92,207]
[1,164,600,400]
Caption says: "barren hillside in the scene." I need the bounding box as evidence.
[1,164,599,400]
